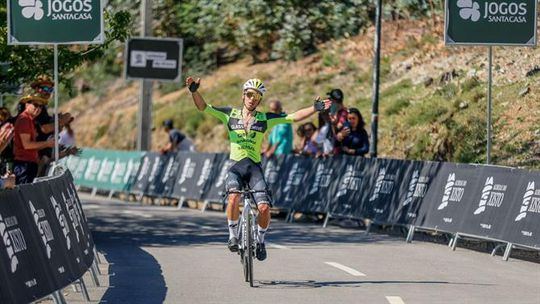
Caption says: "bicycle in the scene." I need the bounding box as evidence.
[228,189,264,287]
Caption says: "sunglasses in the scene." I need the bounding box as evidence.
[37,85,54,94]
[245,91,261,101]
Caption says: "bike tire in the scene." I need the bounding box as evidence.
[241,220,249,282]
[247,213,254,287]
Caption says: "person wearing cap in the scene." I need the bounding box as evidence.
[185,76,332,262]
[160,119,195,154]
[13,93,55,184]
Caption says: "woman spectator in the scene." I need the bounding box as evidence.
[315,111,336,157]
[336,108,369,156]
[295,122,319,157]
[0,107,15,175]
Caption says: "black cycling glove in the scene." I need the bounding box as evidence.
[314,99,325,112]
[189,81,200,93]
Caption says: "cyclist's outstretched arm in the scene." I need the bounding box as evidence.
[290,98,332,122]
[186,77,207,111]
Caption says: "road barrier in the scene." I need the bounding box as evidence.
[63,150,540,256]
[0,170,97,303]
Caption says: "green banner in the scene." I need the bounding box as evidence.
[63,148,144,191]
[7,0,103,44]
[445,0,537,46]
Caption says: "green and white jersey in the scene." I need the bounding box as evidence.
[203,104,294,163]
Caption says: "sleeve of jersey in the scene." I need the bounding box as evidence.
[266,113,294,129]
[203,105,230,124]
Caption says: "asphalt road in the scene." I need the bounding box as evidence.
[56,194,540,304]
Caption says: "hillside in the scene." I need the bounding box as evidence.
[61,18,540,168]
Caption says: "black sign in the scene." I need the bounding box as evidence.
[203,154,234,202]
[160,153,185,198]
[0,172,95,303]
[420,163,481,232]
[272,155,313,210]
[329,156,377,219]
[131,153,159,194]
[172,153,216,200]
[291,157,342,214]
[393,161,442,226]
[263,155,292,206]
[501,170,540,248]
[146,154,170,197]
[125,37,183,81]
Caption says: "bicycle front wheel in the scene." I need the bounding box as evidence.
[247,213,254,287]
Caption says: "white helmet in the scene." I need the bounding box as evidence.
[243,78,266,96]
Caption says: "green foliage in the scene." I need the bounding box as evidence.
[385,98,410,115]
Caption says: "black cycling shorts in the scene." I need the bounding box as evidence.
[225,158,272,206]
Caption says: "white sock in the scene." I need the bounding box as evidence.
[258,225,267,244]
[228,220,239,240]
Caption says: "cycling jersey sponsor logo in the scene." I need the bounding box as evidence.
[457,0,529,23]
[438,173,468,210]
[369,168,396,203]
[309,163,333,195]
[473,177,507,215]
[29,200,53,259]
[515,181,540,223]
[0,213,27,273]
[337,165,362,197]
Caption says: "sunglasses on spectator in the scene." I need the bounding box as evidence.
[245,91,261,101]
[38,85,54,94]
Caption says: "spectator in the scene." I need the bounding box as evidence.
[327,88,348,128]
[336,108,369,156]
[295,122,319,157]
[13,94,55,184]
[59,122,76,147]
[264,100,293,158]
[315,111,336,157]
[160,119,195,153]
[0,107,15,175]
[0,174,15,190]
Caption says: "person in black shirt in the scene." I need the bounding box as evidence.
[336,108,369,156]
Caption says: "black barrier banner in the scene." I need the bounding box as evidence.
[291,157,342,214]
[160,153,185,198]
[0,189,55,304]
[203,154,234,202]
[272,155,313,210]
[458,166,523,240]
[393,161,442,226]
[48,175,95,268]
[263,155,291,202]
[19,182,81,287]
[146,153,170,197]
[501,170,540,248]
[328,156,377,219]
[131,153,158,194]
[364,159,409,223]
[420,163,481,232]
[172,153,216,200]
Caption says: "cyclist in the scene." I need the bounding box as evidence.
[186,76,331,261]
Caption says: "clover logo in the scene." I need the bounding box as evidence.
[457,0,481,22]
[18,0,45,21]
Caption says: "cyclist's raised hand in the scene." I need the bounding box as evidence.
[185,77,201,93]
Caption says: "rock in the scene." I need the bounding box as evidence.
[423,77,434,87]
[519,86,530,97]
[459,101,469,109]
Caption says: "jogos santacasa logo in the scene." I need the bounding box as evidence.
[17,0,94,21]
[457,0,529,23]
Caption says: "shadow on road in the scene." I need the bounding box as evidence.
[256,279,495,289]
[98,244,167,304]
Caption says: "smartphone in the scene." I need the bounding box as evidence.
[329,103,337,114]
[343,120,351,129]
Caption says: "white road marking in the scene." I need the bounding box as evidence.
[324,262,366,277]
[81,205,100,210]
[122,210,153,218]
[267,243,290,249]
[386,296,406,304]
